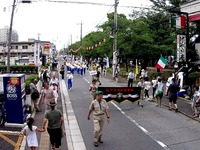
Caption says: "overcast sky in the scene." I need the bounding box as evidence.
[0,0,152,49]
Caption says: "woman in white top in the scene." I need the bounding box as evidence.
[155,78,164,107]
[144,77,152,100]
[23,117,44,150]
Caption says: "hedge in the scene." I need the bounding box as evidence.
[25,74,39,95]
[0,65,38,73]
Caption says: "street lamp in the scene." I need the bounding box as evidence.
[7,0,31,73]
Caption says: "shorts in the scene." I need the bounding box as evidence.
[169,95,177,104]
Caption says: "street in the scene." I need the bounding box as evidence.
[63,63,200,150]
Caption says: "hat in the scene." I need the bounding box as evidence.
[67,71,71,73]
[96,91,104,95]
[141,69,145,71]
[48,99,57,107]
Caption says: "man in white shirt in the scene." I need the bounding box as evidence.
[127,70,135,87]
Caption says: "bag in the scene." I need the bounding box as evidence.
[31,90,40,100]
[61,126,65,138]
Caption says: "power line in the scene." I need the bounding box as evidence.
[32,0,150,9]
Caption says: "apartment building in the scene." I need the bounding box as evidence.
[0,26,18,44]
[0,39,51,66]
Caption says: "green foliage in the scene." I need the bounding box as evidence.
[67,0,198,69]
[188,72,200,79]
[25,74,39,95]
[0,65,38,73]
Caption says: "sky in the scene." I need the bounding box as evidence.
[0,0,152,50]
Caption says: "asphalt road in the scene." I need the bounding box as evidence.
[60,57,200,150]
[67,73,165,150]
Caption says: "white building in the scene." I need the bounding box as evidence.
[0,26,18,44]
[0,39,51,66]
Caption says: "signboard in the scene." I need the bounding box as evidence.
[34,41,40,66]
[98,87,141,103]
[177,35,186,62]
[43,43,51,55]
[89,70,97,76]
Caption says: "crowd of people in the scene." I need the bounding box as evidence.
[25,57,199,149]
[27,67,63,150]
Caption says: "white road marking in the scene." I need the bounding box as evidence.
[111,102,170,150]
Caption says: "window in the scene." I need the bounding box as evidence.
[22,45,28,49]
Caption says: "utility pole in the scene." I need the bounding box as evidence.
[70,34,72,45]
[7,0,17,73]
[78,22,83,62]
[112,0,118,78]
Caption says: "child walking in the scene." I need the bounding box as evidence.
[67,71,74,91]
[23,117,45,150]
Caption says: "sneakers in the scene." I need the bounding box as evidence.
[94,142,98,147]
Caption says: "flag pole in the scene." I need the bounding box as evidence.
[135,59,139,80]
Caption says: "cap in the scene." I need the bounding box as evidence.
[96,91,104,95]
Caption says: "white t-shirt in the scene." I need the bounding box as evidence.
[144,81,151,90]
[128,72,135,79]
[151,79,157,88]
[23,125,38,147]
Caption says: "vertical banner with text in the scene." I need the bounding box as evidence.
[34,41,40,66]
[177,35,186,62]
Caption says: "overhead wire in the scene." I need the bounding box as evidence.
[88,4,114,34]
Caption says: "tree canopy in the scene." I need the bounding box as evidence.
[68,0,198,68]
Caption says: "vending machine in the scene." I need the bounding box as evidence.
[3,74,27,124]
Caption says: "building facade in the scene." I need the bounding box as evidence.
[0,39,51,66]
[0,26,18,44]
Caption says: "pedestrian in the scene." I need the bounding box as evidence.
[30,78,42,112]
[49,74,59,89]
[42,99,64,150]
[87,91,110,147]
[41,82,55,110]
[127,70,135,87]
[144,77,151,100]
[42,69,50,86]
[165,73,174,95]
[96,68,102,85]
[155,78,164,107]
[50,82,59,104]
[23,117,45,150]
[114,64,119,82]
[102,66,107,77]
[60,65,65,80]
[167,78,180,112]
[137,77,145,107]
[66,71,73,91]
[151,76,157,99]
[89,79,98,100]
[191,86,200,118]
